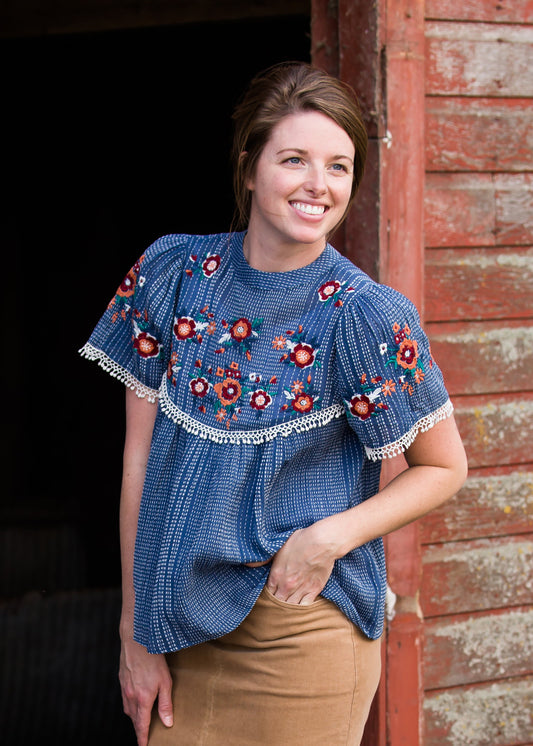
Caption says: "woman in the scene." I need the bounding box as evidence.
[81,62,467,746]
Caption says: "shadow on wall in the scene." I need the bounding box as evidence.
[0,16,310,744]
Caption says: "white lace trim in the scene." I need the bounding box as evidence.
[159,382,345,445]
[365,399,454,461]
[79,343,160,403]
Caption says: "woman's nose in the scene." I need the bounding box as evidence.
[304,167,327,196]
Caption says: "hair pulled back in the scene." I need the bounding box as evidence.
[231,61,368,230]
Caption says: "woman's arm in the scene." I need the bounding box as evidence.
[267,414,468,605]
[118,388,173,746]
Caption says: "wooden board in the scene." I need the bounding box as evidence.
[424,247,533,322]
[420,467,533,544]
[425,173,533,248]
[420,534,533,616]
[427,320,533,396]
[426,22,533,97]
[425,0,533,24]
[453,393,533,469]
[424,607,533,689]
[424,675,533,746]
[425,98,533,173]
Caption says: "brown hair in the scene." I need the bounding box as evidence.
[231,61,368,230]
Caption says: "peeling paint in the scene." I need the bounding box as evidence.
[464,472,533,518]
[432,609,533,679]
[424,678,533,746]
[463,399,533,447]
[451,250,533,271]
[436,326,533,366]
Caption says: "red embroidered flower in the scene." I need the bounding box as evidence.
[349,395,375,420]
[230,318,253,341]
[291,393,314,413]
[202,254,221,277]
[189,377,209,398]
[133,332,160,358]
[250,390,272,411]
[174,316,196,340]
[214,378,242,406]
[396,338,419,370]
[290,343,316,369]
[318,280,341,301]
[116,269,137,298]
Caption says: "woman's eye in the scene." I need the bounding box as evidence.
[331,163,347,172]
[286,156,301,165]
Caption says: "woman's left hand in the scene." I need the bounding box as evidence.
[265,520,340,605]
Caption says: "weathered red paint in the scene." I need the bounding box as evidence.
[425,0,533,24]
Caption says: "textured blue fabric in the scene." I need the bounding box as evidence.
[81,231,451,653]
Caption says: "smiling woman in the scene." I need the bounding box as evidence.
[80,61,467,746]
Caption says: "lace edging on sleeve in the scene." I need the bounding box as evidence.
[79,343,160,403]
[364,399,454,461]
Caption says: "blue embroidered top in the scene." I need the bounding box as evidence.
[81,231,452,654]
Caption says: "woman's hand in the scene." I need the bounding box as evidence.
[266,521,340,605]
[119,638,173,746]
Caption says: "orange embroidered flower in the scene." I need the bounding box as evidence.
[174,316,196,340]
[230,318,252,341]
[381,379,396,397]
[290,380,305,394]
[414,368,425,384]
[272,335,287,350]
[116,269,137,298]
[207,321,217,335]
[214,378,242,406]
[215,409,227,422]
[396,338,418,370]
[133,332,160,358]
[290,343,316,369]
[348,395,375,421]
[291,393,315,413]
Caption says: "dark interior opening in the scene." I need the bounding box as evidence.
[1,15,310,744]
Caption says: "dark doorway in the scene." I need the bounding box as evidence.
[1,15,310,744]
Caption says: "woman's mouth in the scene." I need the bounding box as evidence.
[290,201,327,216]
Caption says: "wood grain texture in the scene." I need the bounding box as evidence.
[424,607,533,689]
[425,247,533,322]
[425,173,533,247]
[420,534,533,616]
[453,393,533,469]
[425,0,533,24]
[426,22,533,97]
[427,320,533,395]
[420,467,533,544]
[426,97,533,173]
[423,675,533,746]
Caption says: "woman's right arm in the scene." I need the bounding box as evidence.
[118,387,173,746]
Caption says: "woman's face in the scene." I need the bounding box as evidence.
[246,111,355,258]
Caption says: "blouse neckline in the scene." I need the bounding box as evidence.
[229,231,335,290]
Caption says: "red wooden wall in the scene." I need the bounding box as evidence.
[422,2,533,744]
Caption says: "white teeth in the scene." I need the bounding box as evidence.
[292,202,326,215]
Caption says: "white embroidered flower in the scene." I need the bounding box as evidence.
[380,342,388,355]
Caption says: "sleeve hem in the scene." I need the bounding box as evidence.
[364,399,454,461]
[79,343,160,403]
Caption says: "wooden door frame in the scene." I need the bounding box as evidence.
[311,2,426,744]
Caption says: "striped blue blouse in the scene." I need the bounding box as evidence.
[80,231,451,653]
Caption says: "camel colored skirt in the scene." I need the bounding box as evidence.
[148,586,381,746]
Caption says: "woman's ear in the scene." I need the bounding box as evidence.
[240,151,255,192]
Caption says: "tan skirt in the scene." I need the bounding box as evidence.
[148,586,381,746]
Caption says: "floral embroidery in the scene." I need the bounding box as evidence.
[108,254,146,321]
[277,326,321,370]
[188,360,278,428]
[317,280,354,308]
[216,316,263,358]
[281,377,320,415]
[167,352,182,386]
[133,331,161,359]
[384,322,427,394]
[185,252,222,279]
[344,374,389,422]
[174,307,212,345]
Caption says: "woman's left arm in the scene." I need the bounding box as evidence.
[267,414,468,605]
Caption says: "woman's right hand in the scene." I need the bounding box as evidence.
[119,638,174,746]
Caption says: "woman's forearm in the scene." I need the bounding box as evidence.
[119,388,158,640]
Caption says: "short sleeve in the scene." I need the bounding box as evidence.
[335,283,452,460]
[80,234,188,401]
